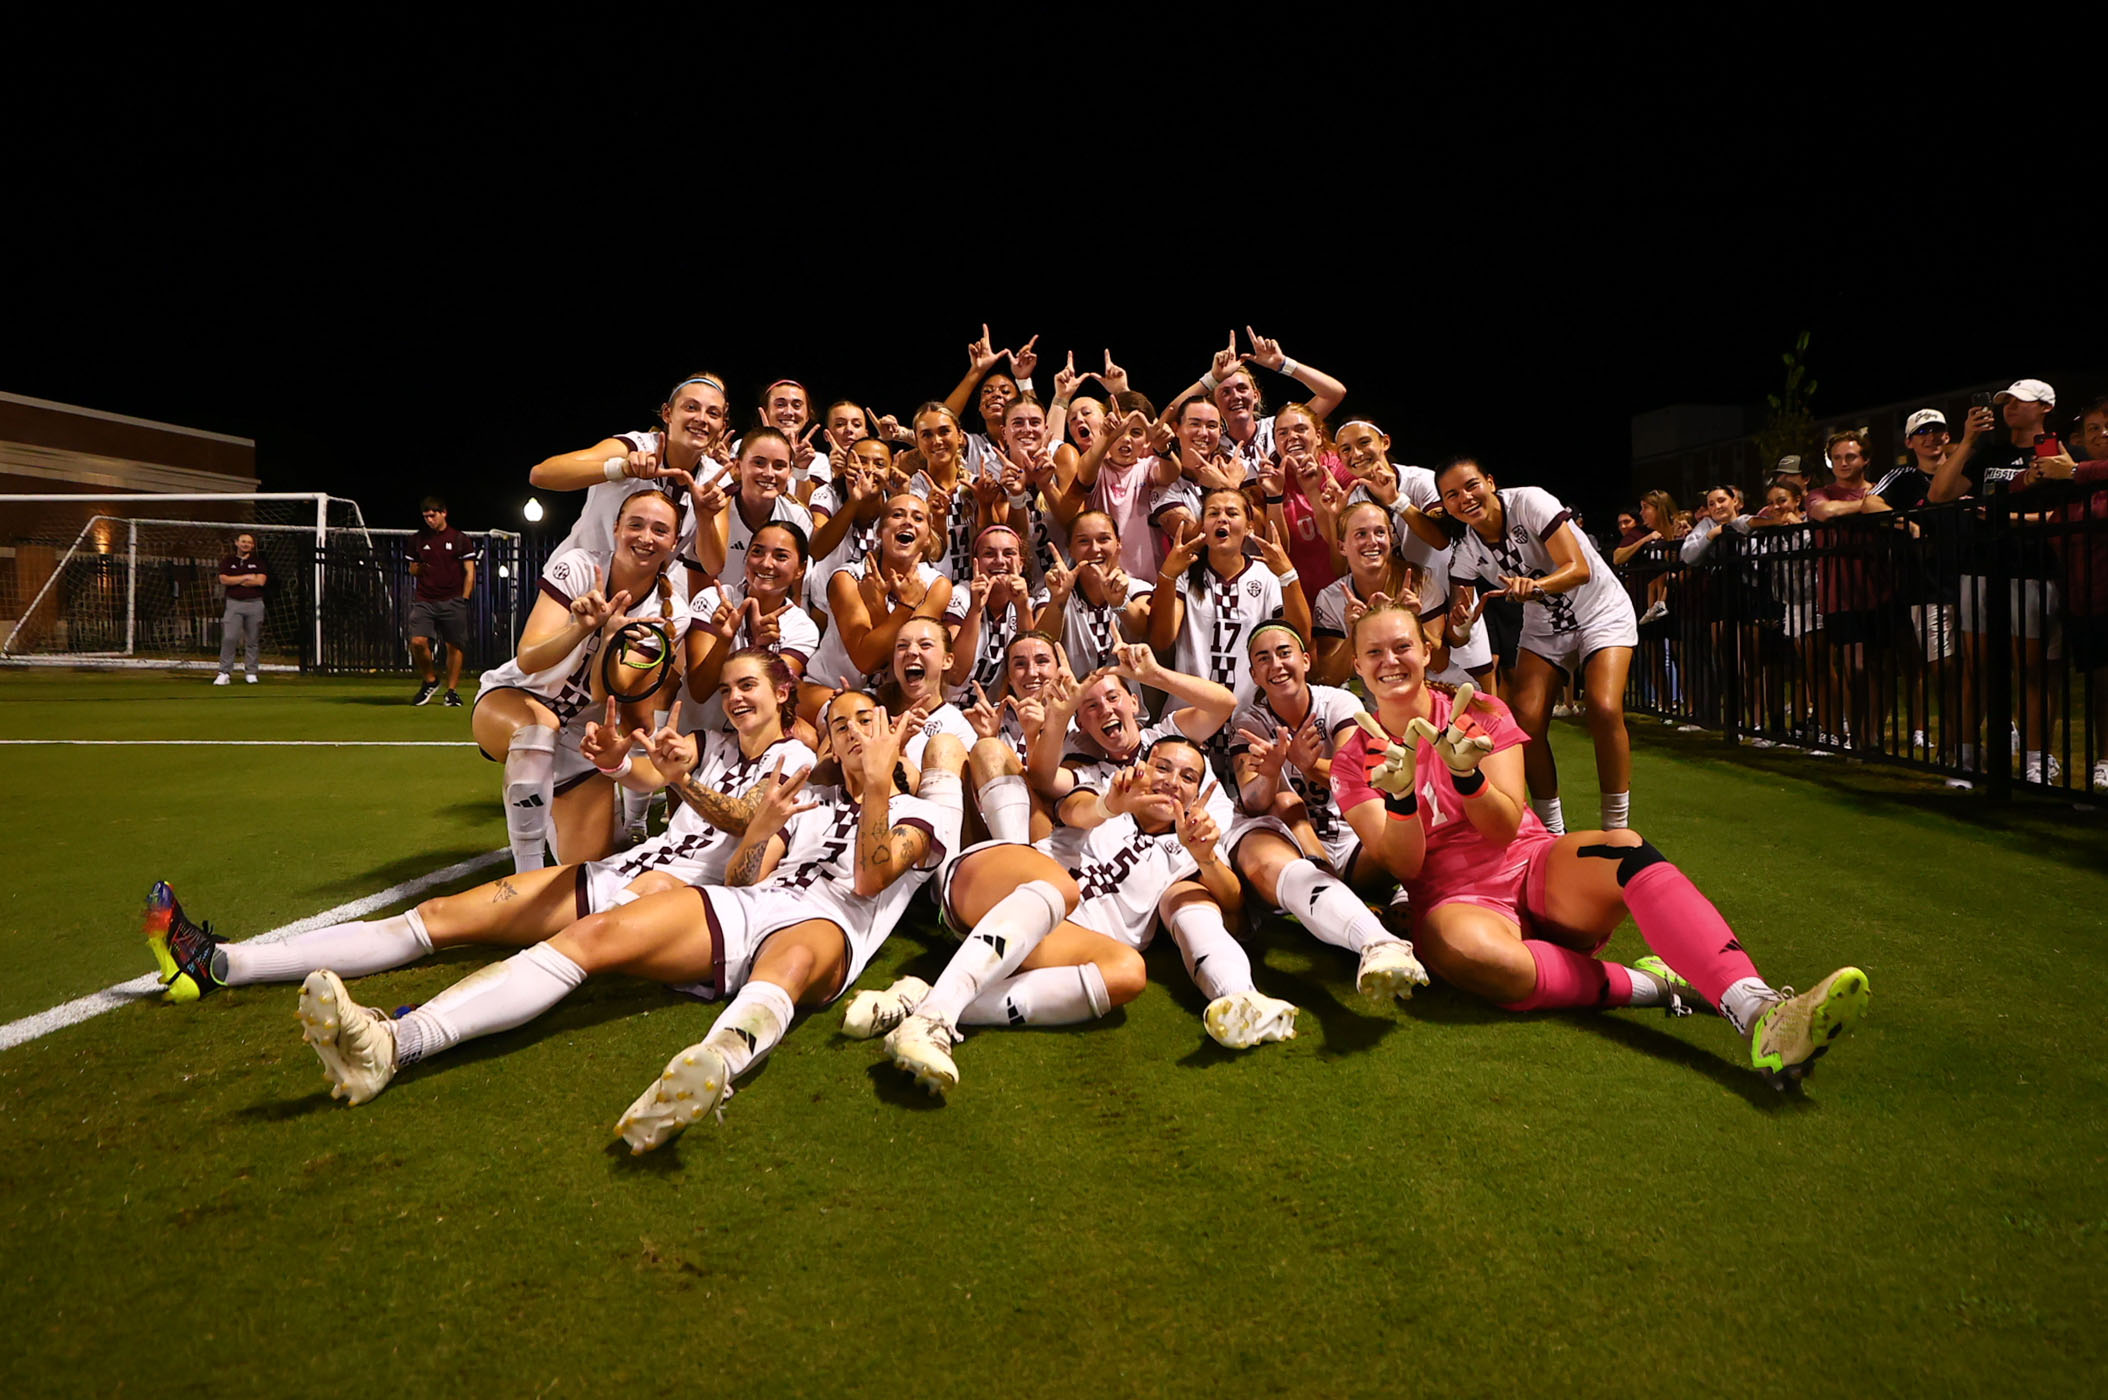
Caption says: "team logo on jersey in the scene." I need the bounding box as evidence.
[1247,580,1263,598]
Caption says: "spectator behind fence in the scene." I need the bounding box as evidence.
[1805,428,1900,749]
[1770,455,1812,492]
[1928,379,2066,784]
[215,532,267,686]
[2031,395,2108,790]
[407,496,480,708]
[1874,410,1960,757]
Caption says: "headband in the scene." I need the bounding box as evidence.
[668,375,725,400]
[763,379,808,398]
[1246,620,1307,654]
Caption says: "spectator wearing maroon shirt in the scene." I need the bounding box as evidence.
[406,497,480,706]
[1806,428,1902,749]
[215,532,267,685]
[2030,395,2108,790]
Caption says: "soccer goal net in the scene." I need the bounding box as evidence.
[1,494,537,674]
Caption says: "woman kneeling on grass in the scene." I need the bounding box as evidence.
[290,694,963,1150]
[146,650,815,1003]
[1331,601,1870,1090]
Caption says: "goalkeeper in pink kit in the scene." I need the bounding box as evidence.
[1331,600,1868,1088]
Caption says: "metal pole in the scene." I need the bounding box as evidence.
[124,519,138,656]
[313,495,328,675]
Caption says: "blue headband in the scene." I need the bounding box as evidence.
[669,375,725,401]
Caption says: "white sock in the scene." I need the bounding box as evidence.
[917,879,1067,1028]
[218,910,433,986]
[975,773,1032,845]
[1166,900,1254,1000]
[959,965,1110,1027]
[1621,963,1669,1007]
[503,725,559,872]
[1276,859,1392,955]
[391,942,586,1067]
[1531,796,1565,835]
[700,980,796,1079]
[1718,975,1778,1038]
[1960,742,1977,770]
[1599,791,1630,830]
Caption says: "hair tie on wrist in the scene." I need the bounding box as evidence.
[596,755,633,778]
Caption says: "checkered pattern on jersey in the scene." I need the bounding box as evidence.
[1075,826,1167,901]
[780,797,857,891]
[1491,493,1579,635]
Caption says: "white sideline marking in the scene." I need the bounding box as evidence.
[0,848,509,1053]
[0,740,477,747]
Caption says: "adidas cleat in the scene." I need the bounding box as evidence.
[1749,967,1870,1090]
[841,976,931,1040]
[1356,939,1430,1004]
[297,971,398,1106]
[1202,990,1301,1049]
[1633,955,1715,1018]
[884,1014,960,1098]
[145,881,225,1004]
[616,1043,733,1155]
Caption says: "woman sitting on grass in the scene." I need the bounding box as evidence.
[1328,600,1869,1090]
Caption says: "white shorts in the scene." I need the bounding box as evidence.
[1910,603,1957,662]
[577,828,728,916]
[1520,617,1639,673]
[1222,811,1298,865]
[667,883,882,1005]
[1958,576,2060,646]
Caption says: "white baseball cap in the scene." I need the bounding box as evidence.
[1905,409,1948,435]
[1994,379,2056,407]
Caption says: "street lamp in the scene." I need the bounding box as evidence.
[523,498,544,523]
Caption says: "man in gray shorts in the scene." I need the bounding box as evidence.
[405,497,479,706]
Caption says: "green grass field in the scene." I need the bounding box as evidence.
[2,669,2105,1398]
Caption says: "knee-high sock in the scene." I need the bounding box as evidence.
[1531,796,1566,835]
[503,725,559,872]
[959,965,1110,1027]
[916,879,1067,1029]
[975,773,1032,845]
[1497,939,1638,1012]
[1276,859,1393,954]
[391,943,586,1067]
[1621,861,1768,1030]
[218,910,433,986]
[1166,900,1254,1000]
[700,980,795,1079]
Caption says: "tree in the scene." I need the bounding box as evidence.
[1752,331,1818,479]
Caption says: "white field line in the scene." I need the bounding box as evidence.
[0,848,508,1053]
[0,740,477,747]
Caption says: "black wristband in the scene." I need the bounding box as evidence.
[1382,789,1418,818]
[1265,494,1286,505]
[1450,767,1486,795]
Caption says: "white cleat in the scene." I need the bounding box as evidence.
[883,1014,960,1098]
[1203,990,1301,1049]
[616,1043,732,1155]
[841,976,932,1040]
[1356,939,1431,1004]
[296,970,397,1106]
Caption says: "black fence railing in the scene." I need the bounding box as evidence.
[1618,492,2108,803]
[310,529,554,675]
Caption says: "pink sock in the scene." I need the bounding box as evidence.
[1621,862,1760,1006]
[1498,940,1635,1011]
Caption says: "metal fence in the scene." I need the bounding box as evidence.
[1617,491,2108,802]
[311,528,553,674]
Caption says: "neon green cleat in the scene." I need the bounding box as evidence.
[145,881,225,1004]
[1749,967,1869,1089]
[1632,954,1715,1018]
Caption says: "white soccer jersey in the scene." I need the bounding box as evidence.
[1228,684,1364,850]
[475,546,689,724]
[1172,559,1288,726]
[805,477,880,614]
[906,472,983,583]
[1057,575,1154,685]
[1057,714,1238,832]
[1148,476,1202,530]
[1047,814,1199,951]
[584,734,818,906]
[665,732,818,843]
[1451,487,1637,656]
[1225,418,1278,483]
[807,560,970,690]
[684,579,820,733]
[1409,546,1495,679]
[958,589,1049,697]
[905,702,979,768]
[551,432,702,575]
[724,495,814,579]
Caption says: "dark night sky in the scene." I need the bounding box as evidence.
[7,29,2094,537]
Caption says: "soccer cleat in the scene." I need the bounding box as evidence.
[442,690,462,708]
[884,1014,961,1097]
[145,881,225,1003]
[412,680,439,705]
[1356,939,1430,1003]
[2022,753,2063,785]
[1203,990,1300,1049]
[213,673,230,686]
[297,970,398,1106]
[841,976,931,1040]
[616,1043,733,1154]
[1632,954,1715,1018]
[1748,967,1870,1090]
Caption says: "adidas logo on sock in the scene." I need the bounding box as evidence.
[511,794,545,808]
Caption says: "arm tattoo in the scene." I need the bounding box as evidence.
[675,774,756,836]
[728,835,771,888]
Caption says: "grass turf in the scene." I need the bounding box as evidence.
[1,669,2105,1398]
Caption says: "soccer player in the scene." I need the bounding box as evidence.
[806,493,962,709]
[406,496,479,707]
[683,521,820,733]
[1330,600,1869,1089]
[695,429,815,582]
[949,525,1045,698]
[147,649,814,1002]
[1034,509,1153,685]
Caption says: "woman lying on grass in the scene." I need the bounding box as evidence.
[1330,601,1869,1089]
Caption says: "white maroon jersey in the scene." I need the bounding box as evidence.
[551,432,701,578]
[476,546,689,723]
[724,494,813,580]
[905,701,978,768]
[1057,575,1153,690]
[762,782,956,933]
[1406,546,1494,677]
[1227,684,1364,845]
[1041,813,1198,950]
[625,733,817,883]
[808,560,969,691]
[906,471,982,583]
[806,476,879,614]
[1057,713,1238,837]
[1341,462,1444,566]
[1171,558,1288,725]
[958,590,1049,697]
[1450,487,1632,643]
[683,580,820,730]
[1147,477,1200,531]
[1225,418,1278,483]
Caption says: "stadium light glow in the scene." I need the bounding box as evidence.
[523,498,544,523]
